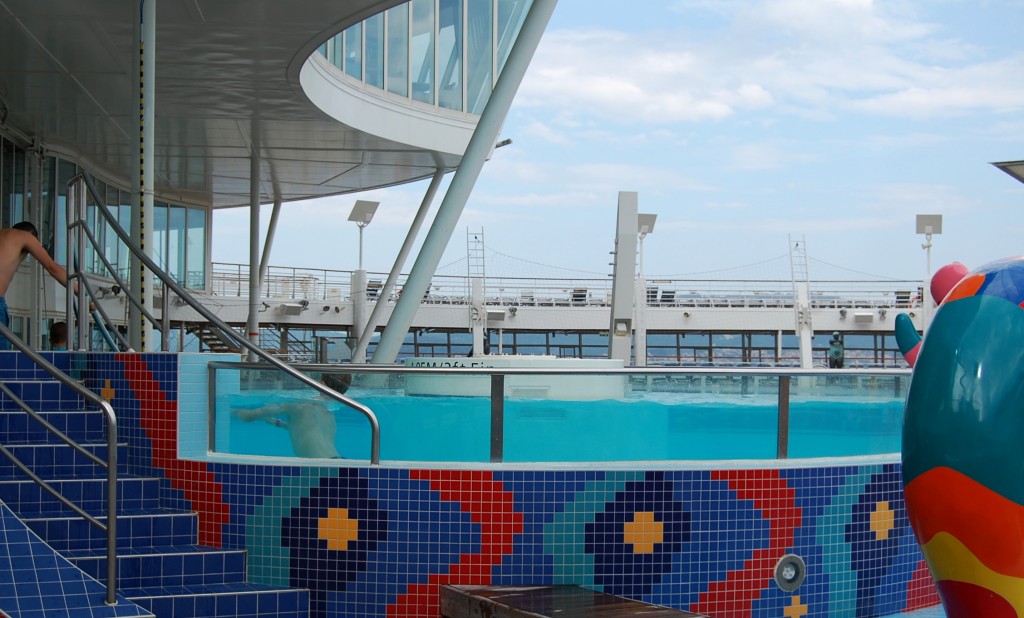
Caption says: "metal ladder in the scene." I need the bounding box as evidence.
[467,228,486,281]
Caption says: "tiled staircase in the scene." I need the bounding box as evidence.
[0,362,310,617]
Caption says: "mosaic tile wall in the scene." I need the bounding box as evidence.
[91,353,941,618]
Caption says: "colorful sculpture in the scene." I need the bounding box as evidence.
[903,256,1024,616]
[894,261,969,367]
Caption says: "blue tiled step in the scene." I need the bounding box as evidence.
[122,583,309,618]
[66,545,249,589]
[0,352,75,380]
[0,500,155,617]
[0,380,88,412]
[21,509,198,552]
[0,476,159,516]
[0,441,129,480]
[0,408,108,445]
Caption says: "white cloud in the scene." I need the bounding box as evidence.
[518,0,1024,132]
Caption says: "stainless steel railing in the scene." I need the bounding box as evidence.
[68,173,380,464]
[0,325,119,605]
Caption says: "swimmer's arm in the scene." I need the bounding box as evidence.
[232,403,292,422]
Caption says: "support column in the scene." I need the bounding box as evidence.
[246,143,261,357]
[353,166,446,362]
[351,270,368,360]
[131,0,156,351]
[608,192,638,364]
[259,196,283,293]
[372,0,558,364]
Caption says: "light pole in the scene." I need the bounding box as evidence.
[916,214,942,331]
[349,200,379,363]
[349,200,380,270]
[634,213,657,367]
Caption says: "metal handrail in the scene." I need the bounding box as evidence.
[0,324,119,605]
[68,173,380,464]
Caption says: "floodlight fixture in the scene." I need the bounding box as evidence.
[915,214,942,236]
[638,213,657,238]
[348,200,380,226]
[349,200,380,270]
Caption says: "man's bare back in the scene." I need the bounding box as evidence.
[234,400,341,458]
[0,224,69,297]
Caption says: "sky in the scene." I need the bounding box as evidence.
[213,0,1024,283]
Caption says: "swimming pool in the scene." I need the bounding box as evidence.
[219,388,905,462]
[174,357,937,617]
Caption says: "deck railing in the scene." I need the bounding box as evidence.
[211,262,921,310]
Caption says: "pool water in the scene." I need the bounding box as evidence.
[221,390,904,462]
[883,608,945,617]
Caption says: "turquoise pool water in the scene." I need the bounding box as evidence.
[883,608,944,617]
[222,390,904,462]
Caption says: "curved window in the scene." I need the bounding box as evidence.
[386,5,409,97]
[318,0,533,115]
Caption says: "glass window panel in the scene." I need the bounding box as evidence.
[386,4,409,97]
[466,0,493,113]
[514,332,545,344]
[497,0,530,75]
[327,34,341,68]
[12,146,25,224]
[411,0,435,104]
[117,191,132,282]
[450,331,473,344]
[417,331,449,343]
[101,184,121,276]
[55,160,77,265]
[344,23,362,79]
[365,13,384,88]
[39,156,55,255]
[1,138,12,227]
[550,332,579,344]
[168,206,186,285]
[186,208,206,289]
[153,202,169,271]
[83,180,101,274]
[437,0,463,111]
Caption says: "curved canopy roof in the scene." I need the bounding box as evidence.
[0,0,467,208]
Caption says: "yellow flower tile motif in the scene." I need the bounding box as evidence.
[318,507,359,551]
[101,379,115,402]
[623,511,663,554]
[870,501,894,541]
[784,595,808,618]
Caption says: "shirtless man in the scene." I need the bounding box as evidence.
[233,373,352,458]
[0,222,71,350]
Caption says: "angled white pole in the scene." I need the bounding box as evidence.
[372,0,559,364]
[353,165,447,362]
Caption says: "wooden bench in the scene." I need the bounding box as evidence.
[440,585,709,618]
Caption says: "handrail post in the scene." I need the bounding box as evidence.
[161,284,171,351]
[777,375,791,459]
[208,364,218,452]
[103,402,118,605]
[490,374,504,463]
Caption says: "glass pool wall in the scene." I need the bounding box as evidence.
[132,353,940,618]
[209,364,909,463]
